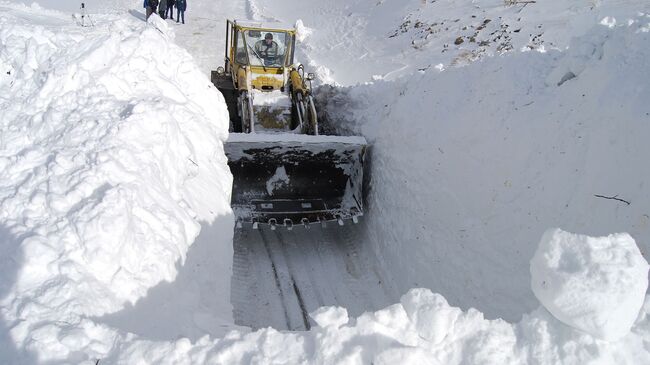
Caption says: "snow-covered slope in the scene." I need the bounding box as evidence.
[319,12,650,320]
[250,0,649,84]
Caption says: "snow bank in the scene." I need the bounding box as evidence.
[0,3,233,363]
[318,12,650,321]
[531,229,649,340]
[104,286,650,364]
[101,230,650,364]
[94,231,650,364]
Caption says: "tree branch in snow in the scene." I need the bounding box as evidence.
[594,194,631,205]
[504,0,537,5]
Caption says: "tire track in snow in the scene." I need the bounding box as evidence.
[258,228,300,330]
[231,224,393,331]
[232,229,288,329]
[231,231,254,326]
[290,278,311,330]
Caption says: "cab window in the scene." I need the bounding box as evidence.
[235,29,248,64]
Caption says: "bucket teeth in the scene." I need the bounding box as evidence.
[252,221,259,230]
[301,218,310,229]
[337,217,344,226]
[352,215,359,224]
[284,219,293,230]
[269,218,277,230]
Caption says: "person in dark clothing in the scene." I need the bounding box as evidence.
[144,0,158,20]
[166,0,176,20]
[254,33,280,66]
[176,0,186,24]
[159,0,167,19]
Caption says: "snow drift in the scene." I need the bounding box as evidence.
[0,3,233,363]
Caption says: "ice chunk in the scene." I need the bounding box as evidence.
[400,288,462,344]
[310,306,349,328]
[530,229,649,340]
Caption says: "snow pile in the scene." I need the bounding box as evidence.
[102,231,650,364]
[531,229,649,340]
[0,3,233,363]
[107,289,650,364]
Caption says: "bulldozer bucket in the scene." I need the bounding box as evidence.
[225,133,367,228]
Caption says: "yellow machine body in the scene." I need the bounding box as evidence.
[211,20,367,229]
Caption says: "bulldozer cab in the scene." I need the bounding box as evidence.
[236,30,290,67]
[224,21,297,92]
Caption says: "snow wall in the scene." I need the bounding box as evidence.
[319,10,650,321]
[249,0,650,322]
[0,3,233,363]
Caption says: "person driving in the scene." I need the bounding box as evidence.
[254,33,280,66]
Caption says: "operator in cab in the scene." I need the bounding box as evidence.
[254,32,280,66]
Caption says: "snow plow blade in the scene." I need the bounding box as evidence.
[226,133,366,228]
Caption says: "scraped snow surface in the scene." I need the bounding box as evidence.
[1,0,650,364]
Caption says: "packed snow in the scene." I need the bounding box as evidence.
[1,0,650,364]
[0,2,233,363]
[531,229,649,341]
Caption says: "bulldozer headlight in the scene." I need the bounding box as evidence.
[306,73,315,81]
[216,66,225,75]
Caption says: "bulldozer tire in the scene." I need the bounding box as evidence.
[211,72,241,133]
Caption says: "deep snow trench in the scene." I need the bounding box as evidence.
[2,1,650,364]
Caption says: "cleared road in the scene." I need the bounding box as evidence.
[231,223,394,331]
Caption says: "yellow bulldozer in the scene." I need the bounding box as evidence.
[212,20,367,229]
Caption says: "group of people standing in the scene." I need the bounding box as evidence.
[144,0,187,24]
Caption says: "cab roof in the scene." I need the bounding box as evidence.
[233,19,296,33]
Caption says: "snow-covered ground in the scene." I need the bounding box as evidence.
[2,0,650,364]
